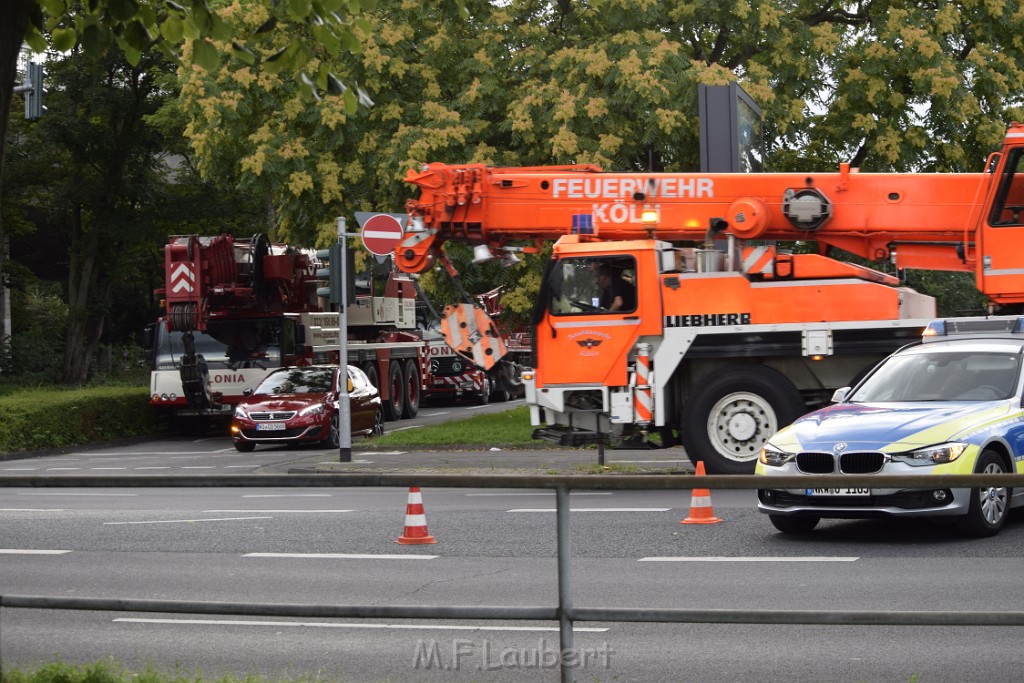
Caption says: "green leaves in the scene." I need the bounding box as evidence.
[192,38,219,72]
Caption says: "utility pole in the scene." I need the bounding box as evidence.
[336,216,352,463]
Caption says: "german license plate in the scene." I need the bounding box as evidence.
[255,423,286,432]
[807,488,870,496]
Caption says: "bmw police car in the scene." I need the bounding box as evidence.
[756,316,1024,537]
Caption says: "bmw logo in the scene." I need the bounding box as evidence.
[833,442,848,453]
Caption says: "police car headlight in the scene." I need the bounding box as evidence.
[893,442,968,466]
[759,444,795,467]
[298,403,325,416]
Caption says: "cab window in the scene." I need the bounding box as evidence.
[989,148,1024,226]
[548,257,637,315]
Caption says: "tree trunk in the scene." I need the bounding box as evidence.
[62,205,104,384]
[0,0,35,343]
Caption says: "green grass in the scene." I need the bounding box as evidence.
[373,406,535,446]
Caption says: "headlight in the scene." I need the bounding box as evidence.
[892,442,968,466]
[233,405,247,419]
[299,403,325,416]
[759,444,795,467]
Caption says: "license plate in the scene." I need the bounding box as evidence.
[255,423,286,432]
[807,488,870,496]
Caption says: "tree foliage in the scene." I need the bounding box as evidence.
[172,0,1024,318]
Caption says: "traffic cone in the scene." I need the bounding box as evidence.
[397,486,437,544]
[681,461,722,525]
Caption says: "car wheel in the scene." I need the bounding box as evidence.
[769,515,819,534]
[233,441,255,453]
[402,359,420,418]
[383,361,405,421]
[681,365,805,475]
[326,413,341,449]
[955,449,1011,538]
[372,408,385,437]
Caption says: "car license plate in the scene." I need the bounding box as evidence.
[255,423,286,432]
[806,488,870,496]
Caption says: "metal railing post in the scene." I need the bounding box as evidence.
[556,485,574,683]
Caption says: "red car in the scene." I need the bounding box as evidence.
[230,365,384,452]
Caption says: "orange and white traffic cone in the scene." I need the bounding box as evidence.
[397,486,437,544]
[681,461,722,525]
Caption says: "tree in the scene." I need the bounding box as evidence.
[0,0,382,346]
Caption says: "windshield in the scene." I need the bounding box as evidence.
[254,367,337,395]
[849,349,1022,402]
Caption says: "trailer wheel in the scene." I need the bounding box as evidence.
[681,365,804,475]
[472,374,491,405]
[402,359,421,418]
[383,361,405,421]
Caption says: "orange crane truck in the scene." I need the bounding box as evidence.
[390,123,1024,473]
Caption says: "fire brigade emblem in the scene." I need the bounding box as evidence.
[577,338,603,349]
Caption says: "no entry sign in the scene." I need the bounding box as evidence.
[359,214,405,256]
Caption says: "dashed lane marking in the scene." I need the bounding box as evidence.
[113,617,607,632]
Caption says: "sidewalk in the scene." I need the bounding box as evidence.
[289,444,697,476]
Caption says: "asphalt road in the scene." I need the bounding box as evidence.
[1,404,1024,681]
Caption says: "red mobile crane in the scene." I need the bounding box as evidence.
[148,233,516,432]
[390,123,1024,473]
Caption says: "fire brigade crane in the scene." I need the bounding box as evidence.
[390,123,1024,474]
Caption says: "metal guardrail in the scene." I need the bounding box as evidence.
[2,471,1024,683]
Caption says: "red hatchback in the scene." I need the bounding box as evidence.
[230,365,384,452]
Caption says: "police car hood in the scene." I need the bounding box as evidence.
[781,401,1014,451]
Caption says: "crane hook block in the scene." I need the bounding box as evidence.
[782,187,833,231]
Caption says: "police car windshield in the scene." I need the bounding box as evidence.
[849,349,1022,402]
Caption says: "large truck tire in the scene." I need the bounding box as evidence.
[383,360,405,421]
[360,362,379,391]
[680,365,805,475]
[402,359,421,418]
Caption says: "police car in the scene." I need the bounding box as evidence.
[755,316,1024,537]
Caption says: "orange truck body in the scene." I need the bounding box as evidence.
[390,124,1024,473]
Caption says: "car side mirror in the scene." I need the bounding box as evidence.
[831,386,850,403]
[242,388,254,396]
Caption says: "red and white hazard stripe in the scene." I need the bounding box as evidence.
[634,342,653,425]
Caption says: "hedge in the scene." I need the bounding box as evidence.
[0,385,164,454]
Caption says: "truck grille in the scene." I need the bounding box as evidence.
[429,356,470,377]
[248,411,296,421]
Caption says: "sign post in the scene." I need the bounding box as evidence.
[337,216,352,463]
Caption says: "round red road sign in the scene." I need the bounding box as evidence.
[360,214,404,256]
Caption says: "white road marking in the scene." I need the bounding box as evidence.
[18,492,138,497]
[244,553,437,560]
[466,492,612,497]
[387,425,422,433]
[114,617,606,632]
[225,465,260,469]
[91,468,128,471]
[0,508,64,512]
[242,494,331,498]
[3,468,39,471]
[182,466,217,469]
[0,549,71,554]
[206,510,354,513]
[135,466,171,470]
[104,516,273,526]
[509,508,671,513]
[638,557,860,562]
[46,468,82,471]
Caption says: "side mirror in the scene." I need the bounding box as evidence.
[242,388,254,397]
[831,386,850,403]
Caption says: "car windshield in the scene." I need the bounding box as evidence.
[849,349,1022,402]
[254,367,336,395]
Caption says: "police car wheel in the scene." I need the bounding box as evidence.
[769,515,819,534]
[956,449,1011,538]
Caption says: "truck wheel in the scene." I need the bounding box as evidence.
[472,375,491,405]
[402,359,420,418]
[361,362,379,391]
[383,361,405,421]
[681,365,804,475]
